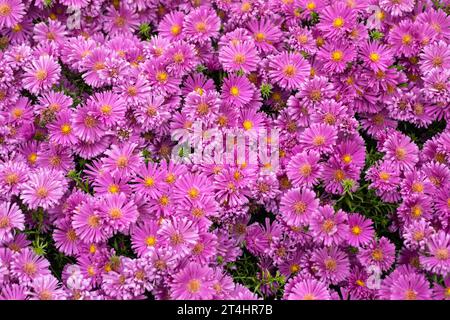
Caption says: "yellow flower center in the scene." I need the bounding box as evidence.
[411,182,424,193]
[351,225,361,235]
[145,236,156,247]
[84,115,97,128]
[66,229,78,241]
[87,215,100,228]
[369,52,380,62]
[0,4,12,16]
[197,102,209,115]
[35,69,48,81]
[300,164,312,177]
[36,186,48,198]
[379,171,390,181]
[333,17,344,28]
[108,184,120,194]
[435,248,448,260]
[12,107,23,118]
[371,248,384,261]
[187,279,201,293]
[342,154,352,164]
[404,289,417,300]
[395,147,406,160]
[61,124,71,135]
[322,219,335,233]
[156,71,168,83]
[283,64,296,77]
[0,216,10,229]
[171,24,181,35]
[402,34,412,45]
[188,187,199,199]
[325,258,337,271]
[173,52,184,63]
[28,153,37,164]
[293,201,307,214]
[230,86,240,97]
[109,208,122,219]
[5,172,19,185]
[233,53,246,64]
[306,2,316,10]
[411,205,422,218]
[243,120,253,131]
[195,22,207,33]
[313,135,325,146]
[331,50,343,62]
[254,32,265,42]
[23,262,37,276]
[356,279,365,287]
[144,177,155,187]
[290,264,300,273]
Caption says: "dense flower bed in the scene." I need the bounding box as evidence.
[0,0,449,300]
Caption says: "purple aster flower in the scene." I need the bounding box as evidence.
[221,74,255,108]
[246,17,282,54]
[382,132,419,171]
[158,11,185,41]
[360,41,394,72]
[29,275,66,300]
[158,217,199,256]
[170,263,215,300]
[317,2,356,38]
[286,150,323,188]
[359,237,396,272]
[317,41,356,73]
[279,187,319,227]
[346,213,374,247]
[0,201,24,242]
[312,246,350,284]
[22,55,61,94]
[267,52,310,90]
[219,41,259,74]
[285,277,331,300]
[422,231,450,276]
[131,220,160,257]
[103,143,142,177]
[0,0,25,29]
[72,197,108,244]
[310,206,348,246]
[101,193,139,235]
[184,6,220,44]
[11,247,50,284]
[299,123,337,155]
[20,168,67,210]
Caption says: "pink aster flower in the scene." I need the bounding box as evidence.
[0,0,24,29]
[11,247,50,284]
[390,272,433,300]
[246,17,282,54]
[184,6,220,44]
[53,220,80,257]
[88,91,126,127]
[72,197,108,244]
[312,246,350,284]
[317,2,356,38]
[286,151,323,188]
[221,74,255,108]
[422,231,450,276]
[158,11,185,41]
[30,275,66,300]
[419,40,450,76]
[131,220,160,257]
[170,263,215,300]
[104,3,139,36]
[0,284,28,300]
[379,0,415,17]
[346,213,374,247]
[158,217,199,256]
[388,20,419,57]
[358,237,396,272]
[20,168,67,210]
[103,143,142,177]
[22,55,61,94]
[279,187,319,227]
[360,41,394,72]
[101,193,139,234]
[219,41,259,74]
[310,206,348,246]
[317,41,356,73]
[47,110,78,146]
[285,278,331,300]
[382,132,419,171]
[267,52,310,90]
[299,123,337,155]
[0,201,24,242]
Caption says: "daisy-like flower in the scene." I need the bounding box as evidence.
[382,132,419,171]
[219,41,260,74]
[170,263,215,300]
[403,219,434,251]
[72,105,106,143]
[267,52,310,90]
[366,160,402,203]
[22,55,61,94]
[0,159,28,198]
[0,201,24,242]
[53,220,80,257]
[165,41,198,76]
[184,6,220,44]
[47,110,78,146]
[419,40,450,76]
[103,143,142,177]
[158,11,185,41]
[132,162,164,200]
[88,91,126,127]
[131,220,160,257]
[299,123,337,155]
[279,188,319,227]
[104,3,139,36]
[30,275,66,300]
[11,248,50,284]
[390,272,433,300]
[346,213,374,247]
[317,2,356,38]
[317,41,356,73]
[0,0,25,29]
[379,0,415,17]
[101,193,139,234]
[358,237,396,272]
[310,206,348,246]
[388,20,419,57]
[221,74,255,107]
[20,168,67,210]
[312,246,350,284]
[158,217,199,256]
[286,150,323,188]
[285,278,331,300]
[360,41,393,72]
[72,197,107,244]
[422,231,450,276]
[246,18,282,54]
[0,284,28,300]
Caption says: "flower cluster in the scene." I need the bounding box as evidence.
[0,0,449,300]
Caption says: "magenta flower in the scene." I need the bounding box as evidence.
[346,214,374,247]
[286,150,323,188]
[279,188,319,227]
[0,201,24,242]
[219,41,259,74]
[170,263,215,300]
[22,55,61,94]
[358,237,396,272]
[267,52,310,90]
[0,0,25,29]
[221,74,255,108]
